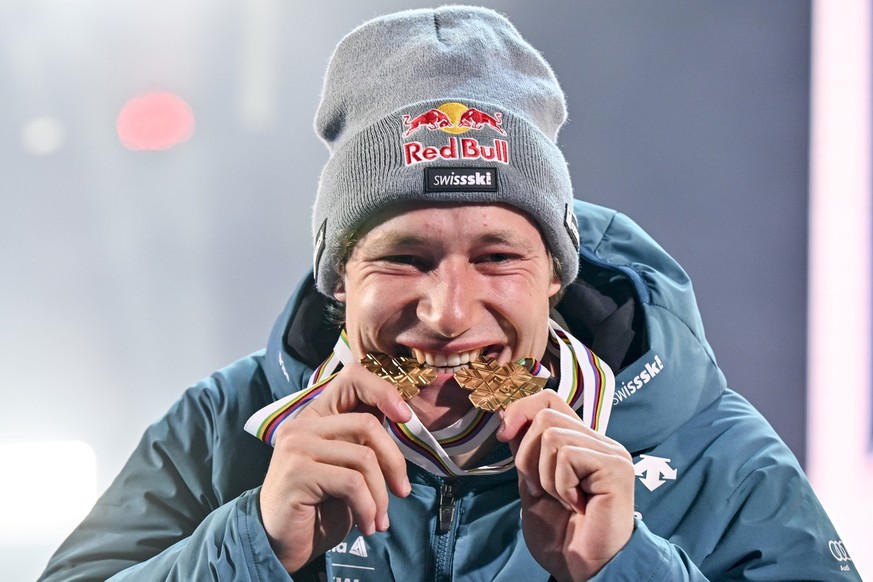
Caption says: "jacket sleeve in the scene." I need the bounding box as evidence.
[589,467,862,581]
[696,459,862,581]
[37,363,311,581]
[105,488,293,581]
[586,519,708,582]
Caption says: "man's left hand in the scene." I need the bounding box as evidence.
[497,391,635,582]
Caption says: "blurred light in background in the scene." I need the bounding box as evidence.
[0,441,97,542]
[808,0,871,578]
[116,91,195,151]
[21,116,66,156]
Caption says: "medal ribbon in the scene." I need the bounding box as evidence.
[244,320,615,477]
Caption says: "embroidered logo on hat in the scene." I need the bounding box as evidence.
[457,107,505,135]
[401,102,509,166]
[313,219,327,282]
[564,203,580,250]
[401,108,454,137]
[424,167,498,192]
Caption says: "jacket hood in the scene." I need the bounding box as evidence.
[562,200,726,453]
[263,200,726,454]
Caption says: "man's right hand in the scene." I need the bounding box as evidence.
[258,363,413,573]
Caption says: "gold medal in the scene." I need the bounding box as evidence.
[360,352,438,400]
[453,357,547,411]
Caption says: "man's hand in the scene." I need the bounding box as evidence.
[259,364,413,573]
[497,391,635,582]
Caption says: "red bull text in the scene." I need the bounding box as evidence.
[404,137,509,166]
[400,103,510,166]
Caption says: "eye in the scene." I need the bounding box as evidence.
[386,255,416,264]
[475,253,519,264]
[380,255,432,270]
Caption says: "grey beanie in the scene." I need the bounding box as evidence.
[312,5,580,296]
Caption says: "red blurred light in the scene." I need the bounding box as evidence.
[116,91,195,151]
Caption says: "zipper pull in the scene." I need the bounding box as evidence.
[438,481,458,534]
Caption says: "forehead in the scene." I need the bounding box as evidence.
[354,202,548,251]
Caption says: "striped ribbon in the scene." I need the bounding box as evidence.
[244,320,615,477]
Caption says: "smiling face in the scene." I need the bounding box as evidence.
[334,203,562,428]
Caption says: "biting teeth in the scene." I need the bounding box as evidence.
[410,348,483,369]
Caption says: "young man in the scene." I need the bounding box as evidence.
[40,6,858,581]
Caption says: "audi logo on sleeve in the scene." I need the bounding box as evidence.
[828,540,852,562]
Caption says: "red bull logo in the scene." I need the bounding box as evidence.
[400,102,509,166]
[401,109,453,137]
[456,108,506,135]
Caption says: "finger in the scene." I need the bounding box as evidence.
[277,413,412,498]
[301,440,393,531]
[553,445,592,512]
[308,414,411,500]
[515,409,620,500]
[497,390,575,446]
[512,408,589,496]
[554,446,635,517]
[301,363,413,424]
[536,427,585,506]
[297,462,383,536]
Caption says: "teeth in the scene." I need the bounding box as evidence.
[406,348,486,371]
[436,365,466,374]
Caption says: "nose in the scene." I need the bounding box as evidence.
[416,261,479,339]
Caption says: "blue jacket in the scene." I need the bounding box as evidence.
[39,200,861,581]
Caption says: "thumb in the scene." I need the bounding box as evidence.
[300,363,413,423]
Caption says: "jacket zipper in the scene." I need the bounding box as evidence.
[437,481,458,534]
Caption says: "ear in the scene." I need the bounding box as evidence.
[547,274,562,299]
[333,277,347,303]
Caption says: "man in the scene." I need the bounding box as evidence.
[40,6,858,581]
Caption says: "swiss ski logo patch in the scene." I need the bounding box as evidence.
[425,167,498,192]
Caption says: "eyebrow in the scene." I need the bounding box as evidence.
[360,228,537,255]
[359,232,428,253]
[474,231,535,249]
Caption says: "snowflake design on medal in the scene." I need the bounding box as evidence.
[360,353,437,400]
[453,357,547,411]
